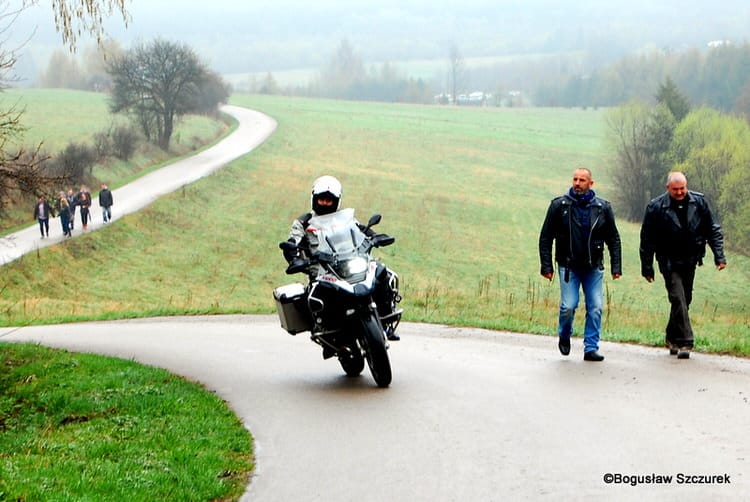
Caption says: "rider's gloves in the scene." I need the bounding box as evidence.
[286,258,308,275]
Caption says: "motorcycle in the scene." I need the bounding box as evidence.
[274,208,402,388]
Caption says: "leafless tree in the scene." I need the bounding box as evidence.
[41,0,129,52]
[0,1,129,216]
[107,39,211,150]
[448,45,465,105]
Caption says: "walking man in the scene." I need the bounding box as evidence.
[539,167,622,361]
[639,171,726,359]
[33,195,54,238]
[99,183,113,223]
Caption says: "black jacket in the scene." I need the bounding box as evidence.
[33,200,55,219]
[99,188,113,208]
[639,191,725,277]
[539,192,622,275]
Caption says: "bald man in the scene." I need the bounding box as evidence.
[639,171,726,360]
[539,167,622,362]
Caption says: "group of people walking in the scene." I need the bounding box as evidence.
[33,183,114,239]
[539,168,726,362]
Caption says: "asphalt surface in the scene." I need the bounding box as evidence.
[2,316,748,501]
[2,105,748,501]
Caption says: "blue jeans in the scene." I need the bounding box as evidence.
[557,266,604,353]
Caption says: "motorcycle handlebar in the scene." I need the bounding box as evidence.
[281,228,394,275]
[371,234,395,247]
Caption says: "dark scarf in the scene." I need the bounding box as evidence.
[568,187,595,239]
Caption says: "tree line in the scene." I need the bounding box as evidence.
[608,78,749,254]
[538,43,750,115]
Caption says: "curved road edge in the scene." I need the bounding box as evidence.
[0,105,277,265]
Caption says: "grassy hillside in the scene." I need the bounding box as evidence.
[1,94,748,355]
[3,88,223,153]
[0,89,229,233]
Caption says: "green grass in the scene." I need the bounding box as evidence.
[1,89,252,501]
[2,93,748,356]
[3,88,223,153]
[0,343,252,501]
[0,89,231,233]
[0,90,748,500]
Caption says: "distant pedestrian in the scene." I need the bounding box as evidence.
[99,183,113,223]
[639,171,726,360]
[56,192,72,237]
[77,185,92,230]
[66,188,77,231]
[539,167,622,361]
[33,195,54,238]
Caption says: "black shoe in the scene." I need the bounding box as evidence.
[677,347,691,359]
[385,326,400,341]
[583,351,605,362]
[558,337,570,356]
[668,345,678,356]
[322,345,336,359]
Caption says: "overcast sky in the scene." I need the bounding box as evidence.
[8,0,750,81]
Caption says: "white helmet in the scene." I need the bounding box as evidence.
[311,175,342,215]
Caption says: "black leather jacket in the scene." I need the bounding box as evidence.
[639,191,725,277]
[539,193,622,275]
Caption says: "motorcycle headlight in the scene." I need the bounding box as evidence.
[336,257,368,281]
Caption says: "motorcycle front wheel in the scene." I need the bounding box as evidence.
[360,313,392,388]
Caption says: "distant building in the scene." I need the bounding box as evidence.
[708,40,732,48]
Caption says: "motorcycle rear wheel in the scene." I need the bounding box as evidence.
[361,313,392,387]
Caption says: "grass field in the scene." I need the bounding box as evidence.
[0,343,252,501]
[3,88,223,153]
[0,88,230,234]
[1,92,748,355]
[1,89,747,500]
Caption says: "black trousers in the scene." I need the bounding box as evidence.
[661,266,696,349]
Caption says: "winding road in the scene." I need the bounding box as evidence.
[2,106,748,501]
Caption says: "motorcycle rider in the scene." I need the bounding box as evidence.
[282,175,401,342]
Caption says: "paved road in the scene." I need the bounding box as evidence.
[2,316,748,501]
[0,105,277,265]
[1,105,748,500]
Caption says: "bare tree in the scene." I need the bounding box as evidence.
[38,49,86,88]
[0,103,59,202]
[107,39,212,150]
[41,0,129,52]
[320,39,365,98]
[448,44,465,105]
[606,101,654,220]
[0,0,129,217]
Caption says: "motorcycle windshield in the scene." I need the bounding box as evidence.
[307,208,366,259]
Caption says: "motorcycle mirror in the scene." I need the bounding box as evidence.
[366,214,382,230]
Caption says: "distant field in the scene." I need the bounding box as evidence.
[2,88,223,152]
[1,93,747,355]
